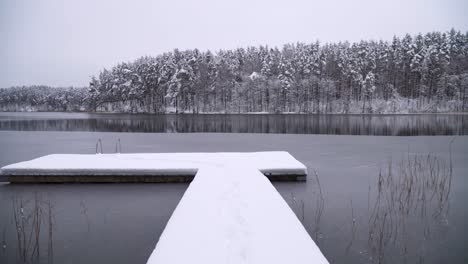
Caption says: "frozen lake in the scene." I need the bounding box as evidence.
[0,113,467,264]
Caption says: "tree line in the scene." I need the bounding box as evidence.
[0,86,87,112]
[1,29,468,113]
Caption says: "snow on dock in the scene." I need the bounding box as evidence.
[0,151,307,183]
[147,166,328,264]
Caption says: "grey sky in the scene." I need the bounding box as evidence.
[1,0,467,87]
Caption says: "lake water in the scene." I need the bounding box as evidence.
[0,112,467,135]
[0,112,467,264]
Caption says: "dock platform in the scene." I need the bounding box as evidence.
[0,151,307,183]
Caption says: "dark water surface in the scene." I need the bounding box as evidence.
[0,112,467,135]
[0,131,467,264]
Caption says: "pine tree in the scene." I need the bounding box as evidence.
[362,72,376,113]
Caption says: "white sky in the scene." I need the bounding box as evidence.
[1,0,467,87]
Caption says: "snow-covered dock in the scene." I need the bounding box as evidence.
[0,151,307,183]
[1,152,328,262]
[147,166,328,264]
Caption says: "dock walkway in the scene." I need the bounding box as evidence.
[147,165,328,264]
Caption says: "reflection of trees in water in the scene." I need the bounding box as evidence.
[0,114,466,135]
[10,193,55,263]
[367,152,452,263]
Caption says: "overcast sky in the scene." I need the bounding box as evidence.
[1,0,467,87]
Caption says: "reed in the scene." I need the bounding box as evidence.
[289,170,325,244]
[115,138,122,153]
[95,138,103,154]
[367,150,453,263]
[10,194,56,263]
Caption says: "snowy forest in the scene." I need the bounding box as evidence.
[1,29,468,114]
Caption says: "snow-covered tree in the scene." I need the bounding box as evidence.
[362,72,376,113]
[3,29,467,114]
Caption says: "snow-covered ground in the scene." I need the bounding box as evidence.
[0,151,306,178]
[147,165,328,264]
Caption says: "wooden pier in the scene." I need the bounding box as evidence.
[0,151,328,263]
